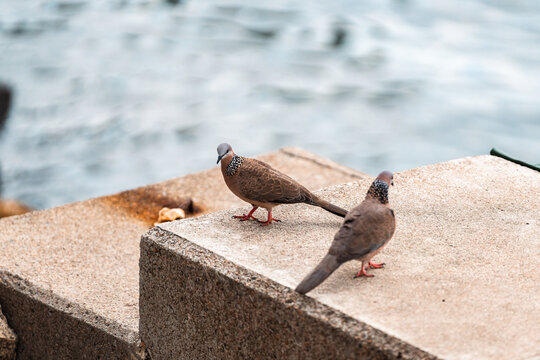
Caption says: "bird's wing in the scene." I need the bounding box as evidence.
[329,200,395,262]
[236,158,313,204]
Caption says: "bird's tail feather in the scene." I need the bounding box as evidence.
[312,197,348,217]
[295,254,341,295]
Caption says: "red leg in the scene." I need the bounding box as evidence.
[233,206,259,221]
[354,263,374,278]
[369,261,385,269]
[258,209,281,226]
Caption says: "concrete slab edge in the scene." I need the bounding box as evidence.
[0,270,147,360]
[0,303,16,360]
[279,147,367,179]
[141,227,438,359]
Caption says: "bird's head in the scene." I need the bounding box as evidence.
[366,171,394,204]
[216,143,233,164]
[375,170,394,187]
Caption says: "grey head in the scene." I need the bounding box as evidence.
[376,170,394,186]
[216,143,233,164]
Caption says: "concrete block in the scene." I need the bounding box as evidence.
[141,227,431,359]
[142,155,540,359]
[0,273,141,359]
[0,304,16,360]
[0,148,364,358]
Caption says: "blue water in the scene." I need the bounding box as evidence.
[1,0,539,209]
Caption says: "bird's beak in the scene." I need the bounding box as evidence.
[391,180,394,186]
[217,154,224,164]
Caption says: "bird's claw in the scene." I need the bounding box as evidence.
[369,261,385,269]
[258,218,281,226]
[354,267,375,278]
[233,214,259,221]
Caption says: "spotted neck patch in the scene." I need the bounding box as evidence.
[366,180,389,204]
[226,155,243,176]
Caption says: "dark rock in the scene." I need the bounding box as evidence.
[0,84,11,134]
[164,0,182,5]
[330,25,347,48]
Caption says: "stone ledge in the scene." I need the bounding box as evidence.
[0,271,143,359]
[140,227,433,360]
[146,155,539,359]
[0,303,16,360]
[0,147,365,358]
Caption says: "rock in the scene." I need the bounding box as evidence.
[0,199,33,218]
[0,304,16,360]
[0,84,11,133]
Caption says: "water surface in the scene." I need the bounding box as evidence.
[1,0,539,208]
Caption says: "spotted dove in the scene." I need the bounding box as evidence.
[216,143,348,225]
[295,171,395,294]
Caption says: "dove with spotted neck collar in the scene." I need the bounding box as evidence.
[216,143,349,226]
[295,171,396,294]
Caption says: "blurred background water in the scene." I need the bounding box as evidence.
[0,0,539,209]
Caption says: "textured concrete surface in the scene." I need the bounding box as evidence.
[0,147,364,358]
[0,273,142,359]
[141,227,433,360]
[0,304,16,360]
[151,155,540,359]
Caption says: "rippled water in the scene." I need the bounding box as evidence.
[1,0,539,209]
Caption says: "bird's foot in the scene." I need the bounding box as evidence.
[258,217,281,226]
[258,209,280,226]
[369,261,385,269]
[354,267,374,278]
[233,214,259,221]
[233,206,259,221]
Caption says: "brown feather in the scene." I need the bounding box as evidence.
[219,149,347,218]
[295,172,396,294]
[235,158,314,205]
[329,199,395,263]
